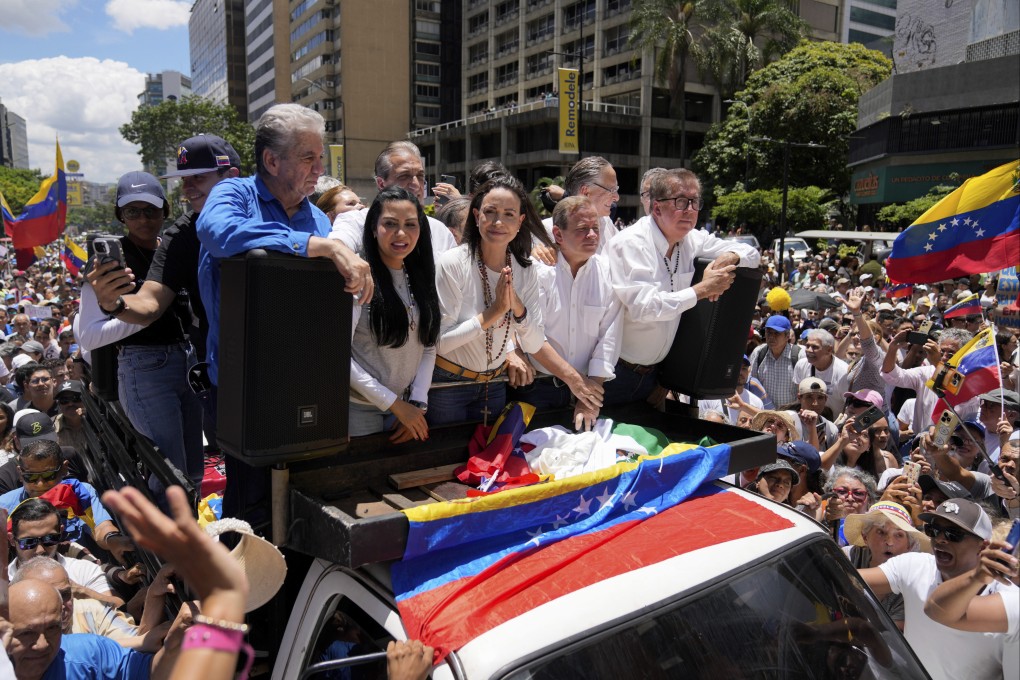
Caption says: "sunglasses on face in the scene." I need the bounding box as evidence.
[29,377,53,385]
[832,486,868,500]
[121,206,163,220]
[19,467,62,484]
[923,523,970,543]
[57,395,82,405]
[16,532,64,551]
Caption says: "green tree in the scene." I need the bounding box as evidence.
[629,0,702,163]
[0,166,45,214]
[698,0,809,99]
[120,96,256,177]
[695,41,891,198]
[711,185,833,243]
[877,184,957,228]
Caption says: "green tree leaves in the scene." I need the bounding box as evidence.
[119,96,255,178]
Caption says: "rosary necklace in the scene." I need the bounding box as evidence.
[478,252,513,367]
[402,265,417,332]
[662,246,680,292]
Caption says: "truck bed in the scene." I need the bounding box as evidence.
[285,401,776,568]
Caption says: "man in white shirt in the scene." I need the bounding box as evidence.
[604,168,760,404]
[792,329,849,415]
[330,140,457,256]
[511,197,623,431]
[859,499,1016,680]
[539,157,621,251]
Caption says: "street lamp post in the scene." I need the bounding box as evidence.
[301,77,346,180]
[750,136,827,285]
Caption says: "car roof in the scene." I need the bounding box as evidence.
[454,486,824,679]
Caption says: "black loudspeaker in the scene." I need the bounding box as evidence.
[217,250,352,465]
[658,258,763,399]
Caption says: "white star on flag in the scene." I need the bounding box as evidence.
[637,506,657,515]
[963,217,972,226]
[938,224,947,232]
[928,232,938,241]
[551,514,569,529]
[975,228,985,237]
[620,491,639,510]
[951,218,959,226]
[971,220,979,228]
[573,495,592,517]
[924,244,933,251]
[596,487,615,510]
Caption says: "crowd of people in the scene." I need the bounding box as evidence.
[0,99,1015,677]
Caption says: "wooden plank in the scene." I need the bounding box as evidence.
[424,481,473,502]
[389,463,462,490]
[355,501,399,518]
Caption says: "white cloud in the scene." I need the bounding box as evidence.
[2,0,74,36]
[0,57,143,183]
[105,0,191,34]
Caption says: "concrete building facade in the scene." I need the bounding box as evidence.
[848,0,1019,215]
[243,0,291,122]
[138,71,192,108]
[408,0,845,220]
[0,98,29,170]
[189,0,249,121]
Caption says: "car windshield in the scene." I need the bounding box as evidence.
[502,538,926,680]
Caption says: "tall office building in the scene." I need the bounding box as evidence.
[138,71,192,108]
[189,0,249,120]
[841,0,896,47]
[0,99,29,169]
[244,0,290,122]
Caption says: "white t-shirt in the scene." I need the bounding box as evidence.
[8,553,111,593]
[879,552,1016,680]
[792,356,849,414]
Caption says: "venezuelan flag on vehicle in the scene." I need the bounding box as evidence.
[928,327,1000,420]
[942,293,982,320]
[391,439,793,661]
[61,236,87,277]
[885,160,1020,283]
[4,141,68,250]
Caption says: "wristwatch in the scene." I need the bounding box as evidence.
[408,400,428,414]
[101,296,126,317]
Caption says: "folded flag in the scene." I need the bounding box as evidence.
[885,160,1020,283]
[61,236,87,277]
[392,441,792,661]
[942,293,982,320]
[887,283,913,299]
[928,327,999,421]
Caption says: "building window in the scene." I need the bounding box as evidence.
[604,24,630,56]
[563,0,596,32]
[496,30,519,57]
[416,105,440,120]
[415,1,441,12]
[415,19,440,36]
[469,42,489,67]
[468,72,489,95]
[526,14,555,44]
[469,12,489,36]
[416,84,440,100]
[495,62,518,88]
[415,41,441,57]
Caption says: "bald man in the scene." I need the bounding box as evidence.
[6,579,158,679]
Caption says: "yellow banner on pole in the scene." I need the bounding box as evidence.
[558,68,579,155]
[328,144,345,183]
[66,181,83,207]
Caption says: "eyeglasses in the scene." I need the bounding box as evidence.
[591,181,620,195]
[923,523,970,543]
[29,377,53,385]
[657,195,704,212]
[19,467,62,484]
[832,486,869,500]
[121,206,164,220]
[57,395,82,405]
[639,190,650,198]
[15,532,64,551]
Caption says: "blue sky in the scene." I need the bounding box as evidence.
[0,0,193,182]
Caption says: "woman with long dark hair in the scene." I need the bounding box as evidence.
[428,177,545,425]
[349,188,440,442]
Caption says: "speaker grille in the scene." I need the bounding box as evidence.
[219,251,351,464]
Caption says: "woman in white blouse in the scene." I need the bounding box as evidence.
[349,187,440,442]
[428,177,545,426]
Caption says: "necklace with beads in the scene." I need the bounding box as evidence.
[402,265,417,332]
[478,251,512,368]
[663,246,680,292]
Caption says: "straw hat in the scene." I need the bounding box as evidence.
[843,501,930,551]
[750,410,798,438]
[204,518,287,612]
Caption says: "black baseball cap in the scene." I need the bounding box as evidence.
[161,134,241,178]
[14,410,59,447]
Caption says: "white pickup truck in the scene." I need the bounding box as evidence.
[81,395,930,680]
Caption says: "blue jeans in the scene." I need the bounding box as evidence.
[507,376,571,410]
[602,360,658,406]
[348,401,397,437]
[426,366,506,426]
[118,343,205,496]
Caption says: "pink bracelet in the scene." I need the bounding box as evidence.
[183,623,254,680]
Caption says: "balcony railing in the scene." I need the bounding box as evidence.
[408,99,640,138]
